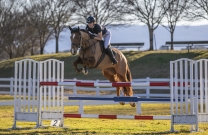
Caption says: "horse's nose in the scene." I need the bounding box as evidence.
[71,49,77,55]
[71,49,75,55]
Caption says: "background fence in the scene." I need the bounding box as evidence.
[0,77,171,114]
[0,77,170,97]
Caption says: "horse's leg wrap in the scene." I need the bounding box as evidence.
[81,66,88,75]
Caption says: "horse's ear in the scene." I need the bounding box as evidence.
[78,26,80,31]
[68,26,73,32]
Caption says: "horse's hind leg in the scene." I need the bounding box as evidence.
[102,69,125,105]
[117,74,135,107]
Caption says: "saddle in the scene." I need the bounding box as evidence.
[93,41,116,68]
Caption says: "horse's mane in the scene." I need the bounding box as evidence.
[79,29,91,38]
[80,29,88,33]
[80,29,90,35]
[71,27,89,34]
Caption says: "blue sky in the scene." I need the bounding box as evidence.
[45,24,208,53]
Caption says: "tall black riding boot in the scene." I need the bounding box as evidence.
[106,46,118,65]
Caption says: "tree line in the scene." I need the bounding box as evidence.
[0,0,207,59]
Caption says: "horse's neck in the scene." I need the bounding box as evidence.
[79,41,102,58]
[81,39,97,49]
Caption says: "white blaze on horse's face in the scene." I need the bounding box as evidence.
[72,34,75,39]
[71,48,75,55]
[70,33,80,55]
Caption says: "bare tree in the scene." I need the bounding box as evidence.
[46,0,76,53]
[188,0,208,21]
[26,26,39,55]
[72,0,125,26]
[0,0,24,59]
[25,0,53,54]
[122,0,169,50]
[162,0,189,50]
[13,20,39,57]
[0,0,13,58]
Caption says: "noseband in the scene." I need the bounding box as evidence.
[71,43,80,48]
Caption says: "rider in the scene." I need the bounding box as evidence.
[85,16,118,65]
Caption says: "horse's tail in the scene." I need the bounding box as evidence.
[126,67,132,82]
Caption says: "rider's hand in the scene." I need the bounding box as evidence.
[89,33,95,39]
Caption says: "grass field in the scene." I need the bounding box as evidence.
[0,95,208,135]
[1,50,208,134]
[1,50,208,79]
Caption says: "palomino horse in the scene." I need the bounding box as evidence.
[69,26,135,107]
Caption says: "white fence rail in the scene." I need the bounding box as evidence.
[0,77,170,97]
[0,77,206,115]
[0,78,14,95]
[0,76,194,114]
[0,77,171,114]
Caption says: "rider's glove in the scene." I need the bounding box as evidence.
[89,33,95,39]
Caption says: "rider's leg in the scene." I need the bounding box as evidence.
[106,46,118,65]
[103,30,118,65]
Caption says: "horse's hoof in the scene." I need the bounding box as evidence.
[130,102,136,107]
[119,102,125,105]
[82,68,88,75]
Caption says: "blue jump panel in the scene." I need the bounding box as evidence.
[68,96,172,102]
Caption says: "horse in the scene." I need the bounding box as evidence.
[69,26,135,107]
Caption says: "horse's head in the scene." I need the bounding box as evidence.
[69,26,81,55]
[69,26,92,55]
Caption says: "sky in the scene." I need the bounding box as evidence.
[45,23,208,53]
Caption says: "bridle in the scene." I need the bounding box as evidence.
[71,31,96,50]
[71,43,80,48]
[70,28,105,68]
[71,32,81,48]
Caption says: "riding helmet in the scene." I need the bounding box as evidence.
[86,16,95,23]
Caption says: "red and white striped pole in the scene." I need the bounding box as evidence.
[63,114,171,120]
[40,81,190,87]
[40,81,170,87]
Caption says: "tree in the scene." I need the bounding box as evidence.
[122,0,168,50]
[72,0,125,26]
[188,0,208,20]
[13,20,39,57]
[0,0,24,59]
[25,0,53,54]
[162,0,189,50]
[20,19,40,56]
[46,0,76,53]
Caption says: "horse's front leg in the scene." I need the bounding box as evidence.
[73,57,83,73]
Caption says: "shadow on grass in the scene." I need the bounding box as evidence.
[0,127,68,135]
[68,129,191,135]
[0,127,192,135]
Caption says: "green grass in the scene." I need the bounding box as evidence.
[0,103,208,135]
[1,50,208,79]
[1,50,208,134]
[0,95,14,100]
